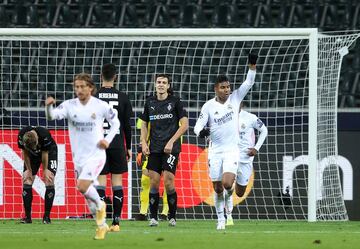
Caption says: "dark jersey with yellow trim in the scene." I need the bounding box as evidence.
[140,95,187,154]
[96,87,133,149]
[18,126,57,157]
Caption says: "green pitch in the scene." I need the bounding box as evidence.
[1,219,359,249]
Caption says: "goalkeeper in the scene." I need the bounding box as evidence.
[135,118,169,221]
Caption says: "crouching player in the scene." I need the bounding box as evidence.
[18,126,58,224]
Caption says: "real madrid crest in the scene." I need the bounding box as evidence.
[241,123,246,129]
[91,113,96,119]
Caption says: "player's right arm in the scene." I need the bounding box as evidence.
[140,101,150,156]
[21,149,33,183]
[194,103,210,138]
[140,120,150,156]
[45,97,68,120]
[21,149,32,172]
[17,130,32,172]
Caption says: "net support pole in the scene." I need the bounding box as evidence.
[308,29,318,222]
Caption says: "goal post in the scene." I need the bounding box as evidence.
[308,30,318,222]
[0,28,358,222]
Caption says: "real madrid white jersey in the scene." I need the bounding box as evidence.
[194,69,256,153]
[47,96,120,165]
[238,110,268,162]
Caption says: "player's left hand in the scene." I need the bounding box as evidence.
[247,148,257,156]
[136,152,143,167]
[164,141,173,154]
[98,139,109,149]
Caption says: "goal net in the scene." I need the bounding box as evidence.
[0,29,358,221]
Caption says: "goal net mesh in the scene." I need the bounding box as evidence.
[0,31,358,220]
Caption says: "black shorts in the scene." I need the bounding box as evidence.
[23,147,58,176]
[147,153,179,175]
[100,148,128,175]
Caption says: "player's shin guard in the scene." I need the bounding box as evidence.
[112,186,123,225]
[149,189,159,220]
[166,189,177,220]
[96,185,106,201]
[22,184,33,218]
[44,186,55,218]
[140,174,150,215]
[214,192,225,222]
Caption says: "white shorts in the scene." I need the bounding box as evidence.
[236,162,253,186]
[75,154,106,185]
[208,150,239,182]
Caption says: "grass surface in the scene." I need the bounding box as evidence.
[1,219,359,249]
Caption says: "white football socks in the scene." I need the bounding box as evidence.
[214,192,225,222]
[84,184,102,210]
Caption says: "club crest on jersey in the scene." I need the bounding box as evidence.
[73,114,77,118]
[91,113,96,119]
[241,123,246,129]
[214,111,219,115]
[227,105,232,110]
[167,103,172,111]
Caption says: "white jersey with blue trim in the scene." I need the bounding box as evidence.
[47,96,120,165]
[194,69,256,153]
[238,110,267,162]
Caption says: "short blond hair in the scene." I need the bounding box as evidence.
[23,131,37,149]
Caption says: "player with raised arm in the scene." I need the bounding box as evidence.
[140,74,188,227]
[225,102,268,224]
[45,73,120,240]
[18,126,57,224]
[194,53,258,230]
[95,63,133,232]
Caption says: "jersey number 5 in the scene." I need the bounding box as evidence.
[103,101,118,128]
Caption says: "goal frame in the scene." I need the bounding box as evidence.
[0,28,319,221]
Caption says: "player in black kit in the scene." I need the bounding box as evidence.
[17,126,58,224]
[140,74,188,227]
[95,63,133,232]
